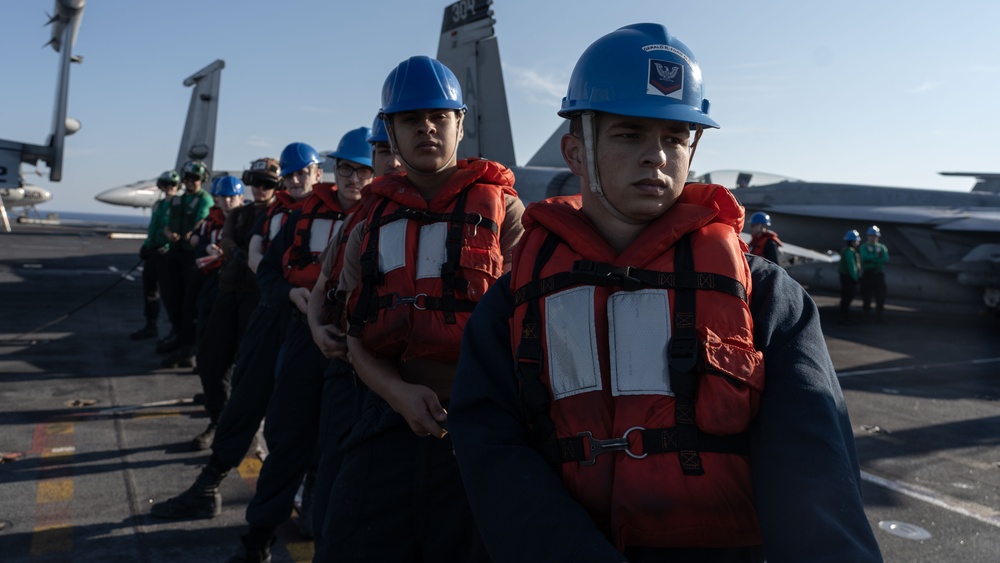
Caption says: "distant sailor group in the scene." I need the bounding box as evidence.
[130,20,883,563]
[839,225,891,324]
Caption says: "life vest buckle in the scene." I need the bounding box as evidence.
[386,292,428,311]
[607,266,641,291]
[576,426,647,466]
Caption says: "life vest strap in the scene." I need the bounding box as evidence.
[288,208,347,269]
[348,198,391,338]
[373,292,478,313]
[670,236,704,476]
[362,206,498,236]
[512,259,747,306]
[516,233,564,473]
[541,426,750,466]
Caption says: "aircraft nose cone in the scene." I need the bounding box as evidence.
[94,187,131,206]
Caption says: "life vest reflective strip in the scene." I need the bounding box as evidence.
[747,230,781,257]
[509,189,763,549]
[346,160,511,363]
[280,184,347,289]
[260,192,302,254]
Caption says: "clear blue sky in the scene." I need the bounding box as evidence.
[4,0,999,216]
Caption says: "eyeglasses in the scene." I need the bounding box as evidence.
[336,163,374,180]
[157,182,178,189]
[182,173,201,182]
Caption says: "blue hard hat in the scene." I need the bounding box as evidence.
[367,115,389,144]
[279,142,322,177]
[867,225,881,237]
[380,56,466,115]
[558,23,718,128]
[327,127,373,168]
[214,175,244,197]
[844,229,861,242]
[749,212,771,226]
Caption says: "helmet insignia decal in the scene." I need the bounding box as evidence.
[648,60,684,98]
[642,44,694,68]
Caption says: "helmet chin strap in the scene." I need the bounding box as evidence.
[688,125,704,166]
[581,112,644,225]
[385,112,464,177]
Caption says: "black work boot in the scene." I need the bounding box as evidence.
[155,331,179,354]
[130,322,158,340]
[149,464,227,519]
[191,421,217,451]
[161,346,196,369]
[226,528,275,563]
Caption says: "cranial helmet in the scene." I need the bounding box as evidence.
[379,56,466,116]
[242,157,281,187]
[327,127,373,168]
[157,170,181,189]
[214,176,244,197]
[749,212,771,227]
[867,225,881,237]
[559,23,718,128]
[367,115,389,144]
[182,160,210,181]
[844,229,861,242]
[279,142,322,177]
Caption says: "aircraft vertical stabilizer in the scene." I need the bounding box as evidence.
[525,121,570,168]
[939,172,1000,195]
[437,0,516,167]
[176,60,225,172]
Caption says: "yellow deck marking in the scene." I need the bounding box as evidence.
[32,421,76,555]
[285,540,315,562]
[37,478,74,503]
[46,422,74,436]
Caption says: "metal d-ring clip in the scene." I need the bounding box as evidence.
[622,426,648,460]
[577,427,647,465]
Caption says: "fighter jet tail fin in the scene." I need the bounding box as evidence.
[437,0,516,167]
[525,122,570,168]
[939,172,1000,194]
[175,60,225,173]
[43,0,86,182]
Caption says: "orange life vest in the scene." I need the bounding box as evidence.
[280,183,349,290]
[260,191,303,255]
[347,158,515,363]
[195,207,226,273]
[319,204,369,328]
[747,230,781,257]
[510,185,764,550]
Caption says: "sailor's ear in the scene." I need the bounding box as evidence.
[561,133,584,176]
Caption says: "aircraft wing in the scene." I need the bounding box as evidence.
[762,205,1000,232]
[739,232,837,263]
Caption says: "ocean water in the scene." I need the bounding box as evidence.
[41,210,150,227]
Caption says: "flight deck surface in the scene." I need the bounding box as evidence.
[0,222,998,562]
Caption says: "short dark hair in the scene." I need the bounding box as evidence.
[568,114,583,138]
